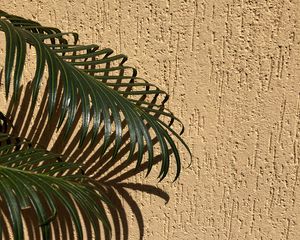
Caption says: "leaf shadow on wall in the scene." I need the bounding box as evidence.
[3,81,173,240]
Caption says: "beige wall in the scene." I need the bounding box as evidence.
[2,0,300,239]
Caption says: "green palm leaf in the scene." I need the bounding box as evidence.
[0,132,111,240]
[0,10,191,181]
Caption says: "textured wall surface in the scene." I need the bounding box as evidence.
[2,0,300,239]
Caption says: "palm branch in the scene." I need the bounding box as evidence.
[0,131,111,240]
[0,10,191,239]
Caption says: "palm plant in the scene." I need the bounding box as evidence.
[0,10,190,239]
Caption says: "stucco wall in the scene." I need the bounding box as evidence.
[2,0,300,239]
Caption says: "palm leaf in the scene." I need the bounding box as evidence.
[0,10,190,181]
[0,132,111,240]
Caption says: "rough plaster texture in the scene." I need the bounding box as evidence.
[2,0,300,239]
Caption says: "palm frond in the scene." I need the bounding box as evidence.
[0,132,111,240]
[0,10,190,180]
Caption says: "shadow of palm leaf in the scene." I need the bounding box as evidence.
[5,82,173,240]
